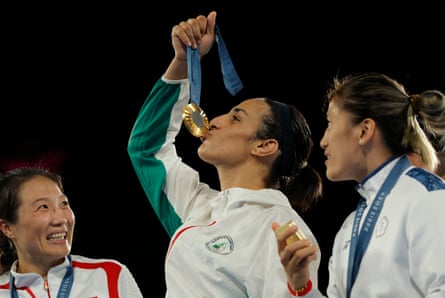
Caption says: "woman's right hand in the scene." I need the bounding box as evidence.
[272,221,318,291]
[171,11,217,62]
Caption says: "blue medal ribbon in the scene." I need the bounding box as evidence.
[346,156,411,298]
[187,25,243,106]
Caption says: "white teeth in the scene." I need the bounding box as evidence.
[47,232,66,240]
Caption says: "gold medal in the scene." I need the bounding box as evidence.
[182,103,210,138]
[274,220,307,245]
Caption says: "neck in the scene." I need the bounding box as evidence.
[16,257,66,277]
[217,164,267,191]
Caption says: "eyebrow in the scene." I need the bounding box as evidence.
[32,194,68,204]
[232,107,248,116]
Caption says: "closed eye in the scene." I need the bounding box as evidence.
[231,114,240,121]
[37,204,49,210]
[231,107,247,121]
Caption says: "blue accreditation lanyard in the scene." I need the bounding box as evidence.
[187,25,243,106]
[10,255,74,298]
[346,156,410,298]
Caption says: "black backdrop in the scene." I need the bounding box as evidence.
[4,2,445,296]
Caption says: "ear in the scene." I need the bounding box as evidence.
[358,118,376,145]
[0,219,14,239]
[252,139,279,157]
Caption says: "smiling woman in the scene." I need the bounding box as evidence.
[0,166,143,297]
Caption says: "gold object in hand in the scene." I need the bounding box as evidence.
[275,220,307,245]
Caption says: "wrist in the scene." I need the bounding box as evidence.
[287,279,312,296]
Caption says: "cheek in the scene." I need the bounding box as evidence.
[11,220,41,243]
[331,125,355,146]
[67,210,75,224]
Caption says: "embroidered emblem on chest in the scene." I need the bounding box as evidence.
[205,235,234,254]
[375,216,388,237]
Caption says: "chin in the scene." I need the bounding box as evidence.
[197,147,209,161]
[326,171,341,182]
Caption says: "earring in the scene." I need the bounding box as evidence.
[358,139,363,145]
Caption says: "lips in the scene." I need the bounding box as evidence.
[200,131,211,143]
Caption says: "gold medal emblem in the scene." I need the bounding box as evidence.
[182,103,210,138]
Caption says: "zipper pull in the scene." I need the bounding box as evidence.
[44,275,49,290]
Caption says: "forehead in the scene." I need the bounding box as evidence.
[327,100,345,117]
[235,98,269,115]
[19,176,62,202]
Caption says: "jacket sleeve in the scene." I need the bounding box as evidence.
[127,77,187,236]
[128,77,217,237]
[118,264,144,298]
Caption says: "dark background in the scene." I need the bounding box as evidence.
[4,2,444,296]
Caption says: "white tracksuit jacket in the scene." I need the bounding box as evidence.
[305,156,445,298]
[0,254,143,297]
[127,77,320,297]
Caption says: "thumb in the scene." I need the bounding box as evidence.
[271,221,280,232]
[207,11,217,34]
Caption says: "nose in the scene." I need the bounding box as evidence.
[208,115,222,130]
[51,208,70,225]
[209,123,218,131]
[320,130,328,149]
